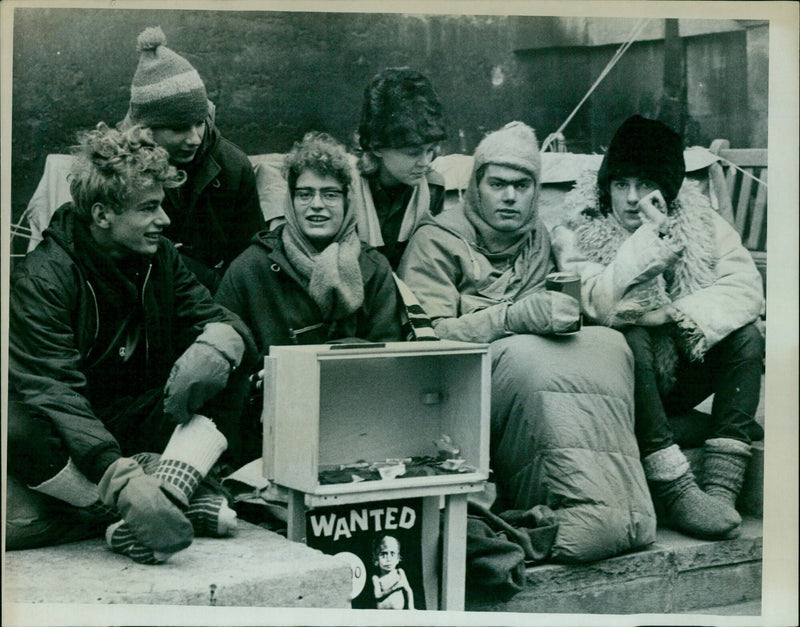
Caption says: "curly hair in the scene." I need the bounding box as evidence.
[69,122,185,222]
[283,131,352,194]
[355,67,446,174]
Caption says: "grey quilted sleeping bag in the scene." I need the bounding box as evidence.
[490,326,656,563]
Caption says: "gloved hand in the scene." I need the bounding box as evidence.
[505,291,580,335]
[98,457,194,553]
[163,323,244,424]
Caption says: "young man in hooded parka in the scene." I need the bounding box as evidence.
[215,132,404,461]
[350,67,448,270]
[121,27,265,293]
[399,122,656,563]
[550,115,765,540]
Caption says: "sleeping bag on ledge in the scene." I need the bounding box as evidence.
[489,326,656,563]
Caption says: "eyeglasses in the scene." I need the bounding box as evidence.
[293,187,345,206]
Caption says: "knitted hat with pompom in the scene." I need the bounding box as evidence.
[129,26,208,129]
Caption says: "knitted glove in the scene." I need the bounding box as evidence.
[505,291,579,335]
[98,457,194,553]
[164,322,245,425]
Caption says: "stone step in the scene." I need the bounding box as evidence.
[3,521,351,608]
[466,517,762,614]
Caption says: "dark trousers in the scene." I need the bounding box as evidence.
[6,365,251,549]
[623,323,764,459]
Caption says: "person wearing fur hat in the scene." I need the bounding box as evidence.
[550,115,765,540]
[350,67,448,269]
[122,26,264,293]
[6,123,257,563]
[215,132,404,461]
[399,122,656,563]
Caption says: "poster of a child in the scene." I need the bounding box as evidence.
[371,535,414,610]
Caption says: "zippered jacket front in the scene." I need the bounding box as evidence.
[8,202,254,483]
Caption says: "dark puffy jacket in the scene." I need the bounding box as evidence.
[162,116,264,292]
[8,203,256,483]
[215,226,403,354]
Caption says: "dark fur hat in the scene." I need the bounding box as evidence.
[357,67,447,151]
[597,115,685,210]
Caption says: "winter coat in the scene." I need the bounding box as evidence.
[399,204,656,563]
[8,203,255,483]
[550,171,764,391]
[162,115,264,292]
[397,206,555,342]
[214,225,404,354]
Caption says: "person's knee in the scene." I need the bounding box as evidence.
[7,402,70,485]
[724,323,765,362]
[622,325,658,364]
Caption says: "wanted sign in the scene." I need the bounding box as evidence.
[306,497,426,609]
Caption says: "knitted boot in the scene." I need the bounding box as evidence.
[643,444,741,540]
[702,438,752,509]
[30,458,119,525]
[106,415,228,563]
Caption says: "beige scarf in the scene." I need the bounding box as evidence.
[281,190,364,321]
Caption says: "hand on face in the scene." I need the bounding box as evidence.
[636,189,668,231]
[609,177,664,232]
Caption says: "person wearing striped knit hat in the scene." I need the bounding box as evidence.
[122,26,264,294]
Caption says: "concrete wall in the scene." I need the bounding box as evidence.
[9,9,768,238]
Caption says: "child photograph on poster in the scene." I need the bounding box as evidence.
[305,498,426,610]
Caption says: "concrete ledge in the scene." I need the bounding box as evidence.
[466,517,762,614]
[3,522,352,608]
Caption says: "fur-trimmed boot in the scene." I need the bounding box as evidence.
[643,444,741,540]
[702,438,752,509]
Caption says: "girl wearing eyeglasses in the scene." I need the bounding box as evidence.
[215,132,404,459]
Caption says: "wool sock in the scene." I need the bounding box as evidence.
[106,520,165,565]
[702,438,752,509]
[105,416,228,563]
[186,491,238,537]
[134,453,237,537]
[644,445,741,540]
[154,414,228,507]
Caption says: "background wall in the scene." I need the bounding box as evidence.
[9,8,768,243]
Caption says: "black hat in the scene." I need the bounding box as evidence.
[358,67,447,151]
[598,115,685,204]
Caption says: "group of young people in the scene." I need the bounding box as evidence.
[7,27,764,569]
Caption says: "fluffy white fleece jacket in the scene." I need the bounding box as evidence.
[550,170,764,392]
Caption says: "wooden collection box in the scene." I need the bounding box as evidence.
[261,340,491,610]
[262,340,490,504]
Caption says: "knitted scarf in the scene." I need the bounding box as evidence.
[280,191,364,322]
[564,170,719,392]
